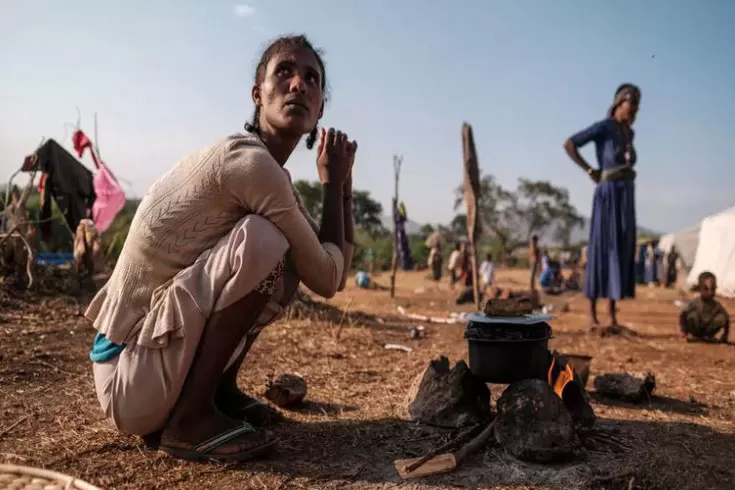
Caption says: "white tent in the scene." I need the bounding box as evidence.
[686,206,735,297]
[661,224,701,271]
[657,233,675,254]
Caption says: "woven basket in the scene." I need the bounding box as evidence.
[0,464,102,490]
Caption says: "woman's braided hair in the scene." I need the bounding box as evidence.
[244,34,328,150]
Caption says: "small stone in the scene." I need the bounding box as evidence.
[404,356,491,428]
[264,373,307,407]
[495,379,576,463]
[594,372,656,403]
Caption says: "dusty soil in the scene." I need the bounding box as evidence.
[1,269,734,490]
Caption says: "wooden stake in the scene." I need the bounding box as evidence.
[461,123,482,310]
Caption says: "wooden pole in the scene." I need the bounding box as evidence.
[94,112,101,160]
[390,154,403,299]
[461,124,482,310]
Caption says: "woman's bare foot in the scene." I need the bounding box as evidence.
[160,407,277,462]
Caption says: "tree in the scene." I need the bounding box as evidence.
[450,214,467,238]
[514,179,584,247]
[352,190,386,237]
[293,180,323,221]
[293,180,386,237]
[419,223,435,239]
[454,174,521,257]
[453,175,584,256]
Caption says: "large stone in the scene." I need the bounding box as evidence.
[593,372,656,403]
[405,356,491,428]
[495,379,576,463]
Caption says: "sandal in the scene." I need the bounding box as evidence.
[159,422,277,462]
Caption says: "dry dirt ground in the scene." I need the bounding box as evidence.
[1,268,734,490]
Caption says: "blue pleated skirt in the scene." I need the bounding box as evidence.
[584,180,637,300]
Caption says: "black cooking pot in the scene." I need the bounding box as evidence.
[464,312,552,384]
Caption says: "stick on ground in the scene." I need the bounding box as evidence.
[395,418,496,479]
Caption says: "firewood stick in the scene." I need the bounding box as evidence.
[395,418,497,479]
[453,417,496,463]
[405,424,481,472]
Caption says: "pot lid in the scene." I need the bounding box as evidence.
[465,312,553,325]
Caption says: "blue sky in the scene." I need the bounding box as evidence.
[1,0,733,233]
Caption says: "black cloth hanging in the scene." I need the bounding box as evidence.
[29,139,96,241]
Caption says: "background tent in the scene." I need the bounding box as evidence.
[686,206,735,297]
[658,224,701,272]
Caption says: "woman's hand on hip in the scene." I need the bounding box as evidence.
[588,169,601,184]
[317,128,357,186]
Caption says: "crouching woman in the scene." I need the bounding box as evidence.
[85,35,357,462]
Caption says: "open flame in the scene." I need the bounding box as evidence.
[547,355,576,399]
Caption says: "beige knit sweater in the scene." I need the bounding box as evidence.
[85,132,350,345]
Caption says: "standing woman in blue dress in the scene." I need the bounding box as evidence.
[563,84,641,327]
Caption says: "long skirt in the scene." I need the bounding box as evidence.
[584,180,636,300]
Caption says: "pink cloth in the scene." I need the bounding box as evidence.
[72,130,125,233]
[92,163,126,233]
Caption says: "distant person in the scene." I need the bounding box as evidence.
[73,214,103,277]
[454,243,476,305]
[643,241,657,286]
[479,252,495,294]
[541,248,550,272]
[447,243,461,289]
[565,261,582,291]
[564,83,641,327]
[539,258,564,295]
[680,272,730,344]
[363,248,374,274]
[458,242,472,286]
[530,235,541,290]
[665,245,679,288]
[428,245,443,281]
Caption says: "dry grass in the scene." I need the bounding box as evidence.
[1,269,734,489]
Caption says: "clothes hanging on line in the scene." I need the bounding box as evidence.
[72,130,126,233]
[29,139,96,242]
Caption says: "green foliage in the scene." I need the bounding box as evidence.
[102,199,140,258]
[410,235,429,269]
[454,175,584,257]
[293,179,387,238]
[351,229,394,271]
[293,180,323,220]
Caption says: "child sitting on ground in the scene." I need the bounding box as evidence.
[539,258,564,295]
[679,271,730,344]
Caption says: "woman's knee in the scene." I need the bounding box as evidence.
[93,357,174,436]
[239,214,289,257]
